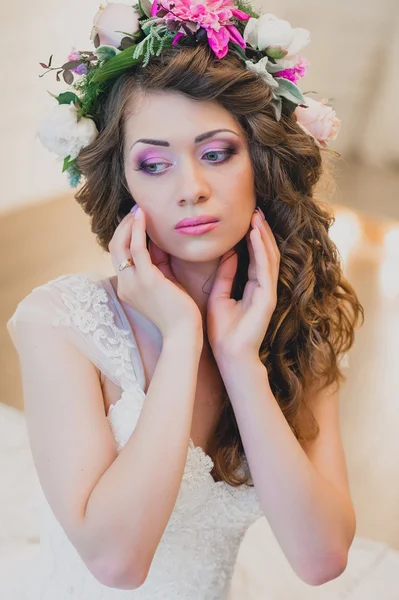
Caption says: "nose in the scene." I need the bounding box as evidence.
[177,156,212,205]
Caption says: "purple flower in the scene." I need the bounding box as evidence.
[67,50,88,76]
[74,63,88,76]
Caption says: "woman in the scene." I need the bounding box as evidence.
[5,1,363,598]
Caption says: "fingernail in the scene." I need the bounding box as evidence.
[258,207,265,220]
[130,205,139,215]
[135,206,143,220]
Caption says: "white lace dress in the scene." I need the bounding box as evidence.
[4,272,265,600]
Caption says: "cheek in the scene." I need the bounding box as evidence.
[124,172,155,214]
[240,157,255,189]
[227,160,256,237]
[124,170,171,241]
[135,203,165,247]
[226,160,255,203]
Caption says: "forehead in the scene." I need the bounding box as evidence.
[123,90,242,147]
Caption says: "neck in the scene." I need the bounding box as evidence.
[169,255,220,323]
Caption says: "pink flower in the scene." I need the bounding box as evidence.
[152,0,250,58]
[207,26,230,58]
[295,97,341,147]
[274,56,309,84]
[68,51,81,61]
[67,50,88,76]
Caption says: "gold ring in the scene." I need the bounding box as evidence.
[118,257,134,271]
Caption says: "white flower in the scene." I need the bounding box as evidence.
[245,57,279,89]
[244,13,310,68]
[90,1,141,49]
[36,103,98,160]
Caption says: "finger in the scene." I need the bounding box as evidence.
[129,208,153,274]
[263,220,280,263]
[253,213,280,279]
[255,211,280,264]
[116,211,134,227]
[246,230,257,281]
[109,213,137,273]
[148,239,175,280]
[251,226,270,288]
[209,250,237,302]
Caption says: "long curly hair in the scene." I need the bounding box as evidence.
[75,43,364,486]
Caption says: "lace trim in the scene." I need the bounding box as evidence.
[46,274,139,389]
[187,438,215,473]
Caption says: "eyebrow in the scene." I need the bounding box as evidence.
[130,129,240,151]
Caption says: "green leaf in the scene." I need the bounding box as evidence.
[120,36,136,50]
[229,42,247,60]
[234,0,260,19]
[138,0,153,18]
[62,155,76,173]
[91,34,174,82]
[91,45,143,83]
[116,30,141,37]
[56,91,80,105]
[141,21,157,36]
[274,77,305,105]
[282,98,298,115]
[93,45,119,63]
[271,96,282,121]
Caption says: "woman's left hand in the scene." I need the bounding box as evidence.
[207,208,281,360]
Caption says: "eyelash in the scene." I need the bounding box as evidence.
[134,147,238,176]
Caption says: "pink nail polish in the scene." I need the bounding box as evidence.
[257,207,265,219]
[130,205,139,215]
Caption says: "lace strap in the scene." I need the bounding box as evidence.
[8,273,143,392]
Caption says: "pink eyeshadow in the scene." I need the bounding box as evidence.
[135,150,166,163]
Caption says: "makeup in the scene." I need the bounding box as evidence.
[175,222,220,235]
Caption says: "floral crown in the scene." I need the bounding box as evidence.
[36,0,341,187]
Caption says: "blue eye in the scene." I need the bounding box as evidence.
[203,148,237,163]
[134,147,237,176]
[136,161,171,175]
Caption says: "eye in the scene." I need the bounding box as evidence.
[133,147,237,176]
[202,148,237,163]
[134,161,171,175]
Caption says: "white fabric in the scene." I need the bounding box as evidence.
[4,272,264,599]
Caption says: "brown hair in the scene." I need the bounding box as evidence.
[76,43,364,486]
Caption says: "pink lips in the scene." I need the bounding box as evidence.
[175,216,219,229]
[175,221,220,235]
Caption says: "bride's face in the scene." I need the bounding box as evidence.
[123,90,256,262]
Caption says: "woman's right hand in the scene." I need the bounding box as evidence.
[109,206,203,341]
